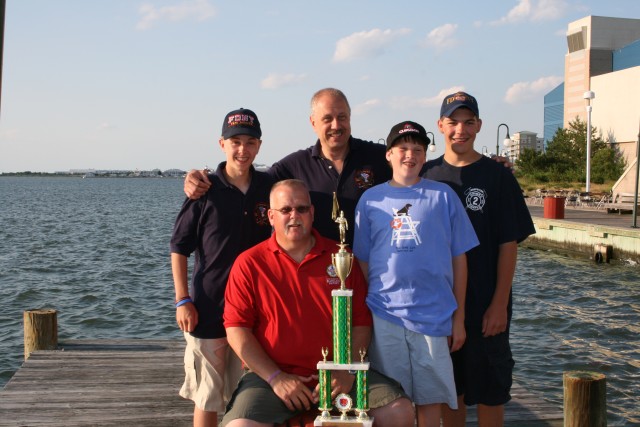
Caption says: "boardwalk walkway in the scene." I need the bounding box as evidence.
[527,203,640,229]
[0,339,563,426]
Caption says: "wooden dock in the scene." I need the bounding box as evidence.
[0,339,563,426]
[0,339,192,426]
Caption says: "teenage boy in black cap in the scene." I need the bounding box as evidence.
[422,92,535,427]
[170,108,273,427]
[353,121,479,427]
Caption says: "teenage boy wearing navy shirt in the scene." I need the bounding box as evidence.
[170,108,273,427]
[183,88,391,244]
[422,92,535,427]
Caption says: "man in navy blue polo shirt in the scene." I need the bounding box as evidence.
[170,108,274,427]
[184,88,391,243]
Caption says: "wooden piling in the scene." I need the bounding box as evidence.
[563,371,607,426]
[23,308,58,359]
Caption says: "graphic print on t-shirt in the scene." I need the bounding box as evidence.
[390,204,421,247]
[464,187,487,213]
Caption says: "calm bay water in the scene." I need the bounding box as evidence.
[0,177,638,425]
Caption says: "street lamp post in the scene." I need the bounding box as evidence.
[425,132,436,153]
[584,91,595,193]
[496,123,511,159]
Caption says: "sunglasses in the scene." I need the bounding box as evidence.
[271,205,312,215]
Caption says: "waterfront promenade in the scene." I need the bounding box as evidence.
[0,339,563,426]
[525,201,640,263]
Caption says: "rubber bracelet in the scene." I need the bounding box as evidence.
[175,295,191,304]
[267,369,282,385]
[175,298,192,308]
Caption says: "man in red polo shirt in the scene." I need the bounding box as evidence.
[221,179,413,427]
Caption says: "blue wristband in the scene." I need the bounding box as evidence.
[175,298,192,308]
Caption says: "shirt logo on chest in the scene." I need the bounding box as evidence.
[254,202,270,226]
[354,168,374,190]
[326,264,341,286]
[464,187,486,212]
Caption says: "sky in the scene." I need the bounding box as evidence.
[1,0,639,173]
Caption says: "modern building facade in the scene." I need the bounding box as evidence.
[543,15,640,200]
[543,83,564,145]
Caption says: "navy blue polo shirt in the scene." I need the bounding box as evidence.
[170,162,273,339]
[269,137,390,243]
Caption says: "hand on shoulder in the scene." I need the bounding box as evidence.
[184,169,211,200]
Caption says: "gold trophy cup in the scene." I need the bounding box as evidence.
[332,210,353,291]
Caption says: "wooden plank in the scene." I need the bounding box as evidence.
[0,340,563,426]
[0,339,192,427]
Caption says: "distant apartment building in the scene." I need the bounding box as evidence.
[505,131,544,163]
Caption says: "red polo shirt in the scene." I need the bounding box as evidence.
[224,229,372,379]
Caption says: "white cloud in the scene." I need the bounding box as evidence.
[531,0,568,21]
[97,122,116,131]
[332,28,412,62]
[353,99,382,115]
[260,73,307,89]
[0,128,19,139]
[504,75,563,104]
[389,86,465,110]
[136,0,216,30]
[421,24,459,51]
[490,0,567,25]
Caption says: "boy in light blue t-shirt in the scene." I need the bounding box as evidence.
[353,120,479,427]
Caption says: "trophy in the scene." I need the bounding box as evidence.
[332,211,352,291]
[315,208,372,427]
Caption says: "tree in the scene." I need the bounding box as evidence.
[517,117,626,185]
[516,148,546,175]
[591,146,625,183]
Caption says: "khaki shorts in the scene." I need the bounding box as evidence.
[179,333,243,412]
[220,370,407,426]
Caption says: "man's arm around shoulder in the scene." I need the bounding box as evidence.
[184,169,211,200]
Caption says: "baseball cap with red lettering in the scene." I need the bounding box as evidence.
[221,108,262,139]
[439,91,479,118]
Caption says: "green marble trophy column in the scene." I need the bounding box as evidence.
[315,210,372,427]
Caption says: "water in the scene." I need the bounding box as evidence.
[512,250,639,425]
[0,177,638,425]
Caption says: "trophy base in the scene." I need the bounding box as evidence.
[314,415,373,427]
